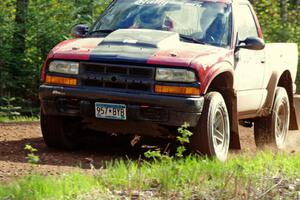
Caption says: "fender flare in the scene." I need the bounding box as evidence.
[201,62,235,94]
[261,70,298,130]
[201,67,241,149]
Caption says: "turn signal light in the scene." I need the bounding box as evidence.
[155,85,200,96]
[45,75,77,86]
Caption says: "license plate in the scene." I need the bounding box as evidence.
[95,102,127,120]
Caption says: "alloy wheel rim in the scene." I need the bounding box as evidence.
[212,107,229,160]
[275,101,289,148]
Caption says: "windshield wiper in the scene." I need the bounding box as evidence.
[88,29,115,36]
[179,34,206,45]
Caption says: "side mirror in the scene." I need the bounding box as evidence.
[71,24,89,38]
[236,37,265,51]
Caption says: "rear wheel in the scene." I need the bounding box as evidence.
[254,87,290,149]
[190,92,230,162]
[40,111,81,150]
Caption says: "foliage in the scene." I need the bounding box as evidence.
[24,144,40,165]
[144,123,193,160]
[251,0,300,91]
[0,97,21,118]
[0,172,97,200]
[0,0,299,112]
[0,115,39,123]
[176,122,193,157]
[252,0,299,43]
[0,0,111,111]
[0,152,299,199]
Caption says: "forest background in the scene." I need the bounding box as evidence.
[0,0,299,116]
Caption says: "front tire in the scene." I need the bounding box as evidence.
[40,111,81,150]
[254,87,290,149]
[190,92,230,162]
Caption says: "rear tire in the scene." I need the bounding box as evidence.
[40,111,80,150]
[254,87,290,149]
[190,92,230,162]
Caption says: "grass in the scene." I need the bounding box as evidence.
[0,172,98,200]
[0,152,299,200]
[0,116,40,123]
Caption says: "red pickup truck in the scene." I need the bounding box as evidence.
[39,0,299,161]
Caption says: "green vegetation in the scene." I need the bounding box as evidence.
[0,96,40,122]
[251,0,300,92]
[0,97,21,118]
[0,116,39,123]
[0,125,299,199]
[0,172,97,200]
[144,123,193,160]
[0,0,111,113]
[0,152,299,199]
[24,144,40,165]
[0,0,299,113]
[0,1,299,199]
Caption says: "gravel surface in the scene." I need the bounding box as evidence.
[0,121,300,183]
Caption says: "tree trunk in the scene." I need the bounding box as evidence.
[9,0,29,95]
[280,0,288,23]
[13,0,29,58]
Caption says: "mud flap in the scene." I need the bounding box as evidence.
[291,95,300,131]
[287,85,298,130]
[224,89,241,149]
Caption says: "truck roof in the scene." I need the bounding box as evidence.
[114,0,250,4]
[203,0,249,3]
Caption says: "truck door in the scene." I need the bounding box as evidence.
[234,3,266,115]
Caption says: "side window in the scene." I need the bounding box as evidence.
[236,4,258,41]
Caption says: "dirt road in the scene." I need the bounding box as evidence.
[1,121,300,182]
[1,96,300,182]
[0,122,142,182]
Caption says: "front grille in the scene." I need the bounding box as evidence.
[80,63,155,92]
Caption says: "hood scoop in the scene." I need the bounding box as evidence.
[100,29,181,50]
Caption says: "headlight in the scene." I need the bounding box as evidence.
[155,68,197,83]
[48,61,79,75]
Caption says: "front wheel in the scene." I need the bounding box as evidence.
[40,111,81,150]
[190,92,230,162]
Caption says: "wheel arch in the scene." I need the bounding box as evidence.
[262,70,298,130]
[205,71,241,149]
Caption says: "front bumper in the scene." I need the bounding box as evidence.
[39,85,204,134]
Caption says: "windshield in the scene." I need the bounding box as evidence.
[91,0,232,47]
